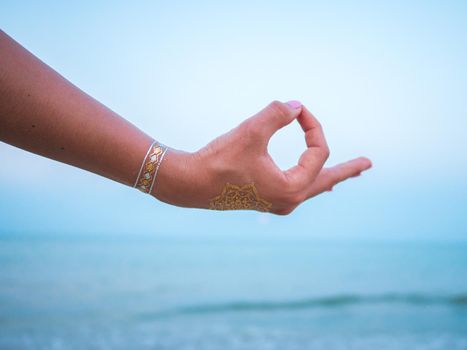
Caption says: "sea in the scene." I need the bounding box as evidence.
[0,233,466,350]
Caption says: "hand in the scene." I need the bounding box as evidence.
[154,100,372,215]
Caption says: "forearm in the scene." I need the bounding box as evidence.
[0,30,152,187]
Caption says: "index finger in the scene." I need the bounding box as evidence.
[284,106,330,187]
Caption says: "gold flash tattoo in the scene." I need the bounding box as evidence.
[209,183,272,212]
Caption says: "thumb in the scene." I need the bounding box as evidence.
[250,100,302,140]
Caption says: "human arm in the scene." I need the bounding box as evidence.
[0,30,371,215]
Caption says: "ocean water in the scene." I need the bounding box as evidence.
[0,233,466,350]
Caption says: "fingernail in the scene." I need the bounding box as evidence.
[286,100,302,109]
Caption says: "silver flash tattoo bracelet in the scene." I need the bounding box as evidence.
[134,140,169,194]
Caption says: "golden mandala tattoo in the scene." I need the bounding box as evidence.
[209,183,272,212]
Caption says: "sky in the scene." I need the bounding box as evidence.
[0,0,466,240]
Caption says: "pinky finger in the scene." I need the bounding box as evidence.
[306,157,372,198]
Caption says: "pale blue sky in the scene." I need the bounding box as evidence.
[1,1,466,240]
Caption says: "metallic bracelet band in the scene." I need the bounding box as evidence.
[134,140,169,194]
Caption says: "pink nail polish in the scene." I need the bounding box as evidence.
[286,100,302,109]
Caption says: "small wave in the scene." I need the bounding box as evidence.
[139,293,467,320]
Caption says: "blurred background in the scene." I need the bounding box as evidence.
[1,1,466,349]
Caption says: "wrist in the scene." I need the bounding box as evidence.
[150,148,211,208]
